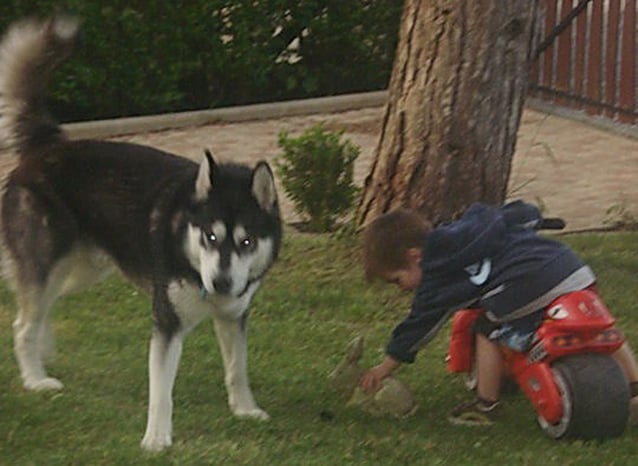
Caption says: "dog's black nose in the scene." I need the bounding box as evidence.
[212,277,232,294]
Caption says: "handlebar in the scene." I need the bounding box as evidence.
[538,217,566,230]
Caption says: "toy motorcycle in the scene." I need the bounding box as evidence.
[447,219,630,440]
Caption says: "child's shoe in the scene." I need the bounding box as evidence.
[448,397,499,426]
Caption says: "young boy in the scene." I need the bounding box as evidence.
[359,200,638,426]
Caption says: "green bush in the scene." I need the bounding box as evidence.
[0,1,402,121]
[276,124,360,232]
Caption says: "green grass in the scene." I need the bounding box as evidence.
[1,230,637,465]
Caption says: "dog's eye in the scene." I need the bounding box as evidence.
[203,232,217,246]
[238,236,254,251]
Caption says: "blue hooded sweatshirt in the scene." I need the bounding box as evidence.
[385,201,595,363]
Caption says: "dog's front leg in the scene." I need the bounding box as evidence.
[141,329,183,451]
[213,315,269,420]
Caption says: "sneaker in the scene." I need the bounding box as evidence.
[448,398,499,426]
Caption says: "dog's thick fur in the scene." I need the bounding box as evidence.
[0,17,281,451]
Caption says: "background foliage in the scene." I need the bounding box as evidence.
[276,124,360,232]
[0,0,402,121]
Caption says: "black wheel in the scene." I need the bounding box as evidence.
[537,353,629,440]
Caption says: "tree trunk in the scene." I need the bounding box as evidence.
[358,0,540,227]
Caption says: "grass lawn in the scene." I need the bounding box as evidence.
[1,229,637,465]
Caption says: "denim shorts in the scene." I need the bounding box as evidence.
[473,311,543,352]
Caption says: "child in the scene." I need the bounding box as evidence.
[359,201,638,426]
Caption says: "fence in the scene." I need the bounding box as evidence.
[529,0,636,125]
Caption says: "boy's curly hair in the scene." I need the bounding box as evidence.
[362,208,432,280]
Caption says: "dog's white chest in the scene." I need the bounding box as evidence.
[167,280,257,328]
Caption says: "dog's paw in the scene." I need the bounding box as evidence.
[24,377,63,391]
[233,407,270,421]
[140,433,172,452]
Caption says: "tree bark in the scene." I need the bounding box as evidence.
[358,0,540,227]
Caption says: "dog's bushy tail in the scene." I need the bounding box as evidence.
[0,17,79,153]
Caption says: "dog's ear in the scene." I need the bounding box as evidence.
[194,149,215,201]
[251,161,278,212]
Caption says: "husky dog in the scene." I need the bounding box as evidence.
[0,17,281,451]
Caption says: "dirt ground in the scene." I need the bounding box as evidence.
[113,106,638,231]
[1,105,635,231]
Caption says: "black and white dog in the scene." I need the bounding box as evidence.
[0,17,281,451]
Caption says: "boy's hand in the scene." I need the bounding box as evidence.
[359,366,388,393]
[359,356,401,394]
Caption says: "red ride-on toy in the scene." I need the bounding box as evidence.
[447,288,630,440]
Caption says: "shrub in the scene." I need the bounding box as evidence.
[0,1,402,121]
[276,124,360,232]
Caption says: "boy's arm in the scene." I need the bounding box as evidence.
[360,355,402,393]
[385,304,454,363]
[385,287,480,363]
[358,304,448,394]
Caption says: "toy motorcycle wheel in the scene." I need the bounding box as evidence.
[537,353,629,440]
